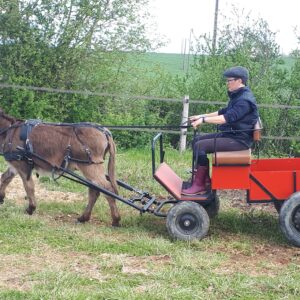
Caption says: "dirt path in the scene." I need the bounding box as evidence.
[3,173,85,205]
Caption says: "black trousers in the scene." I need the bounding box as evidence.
[192,133,249,166]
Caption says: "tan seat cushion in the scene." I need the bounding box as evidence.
[212,149,251,165]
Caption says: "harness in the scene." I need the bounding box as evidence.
[3,119,40,160]
[2,120,111,180]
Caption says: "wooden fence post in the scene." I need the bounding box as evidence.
[179,95,189,153]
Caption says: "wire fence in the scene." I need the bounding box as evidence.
[1,82,300,141]
[1,83,300,109]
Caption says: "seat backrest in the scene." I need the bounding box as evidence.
[253,117,263,142]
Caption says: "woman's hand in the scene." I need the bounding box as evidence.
[191,117,204,129]
[189,115,203,122]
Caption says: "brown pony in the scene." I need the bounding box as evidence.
[0,108,120,226]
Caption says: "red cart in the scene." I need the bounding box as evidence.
[152,127,300,246]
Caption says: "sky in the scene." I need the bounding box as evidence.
[149,0,300,54]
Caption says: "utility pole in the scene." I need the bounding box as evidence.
[212,0,219,53]
[186,29,193,74]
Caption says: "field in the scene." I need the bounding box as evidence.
[141,52,194,76]
[0,148,300,299]
[141,53,296,76]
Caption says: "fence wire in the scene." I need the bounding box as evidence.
[0,82,300,141]
[1,83,300,109]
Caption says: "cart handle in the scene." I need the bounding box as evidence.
[151,132,165,176]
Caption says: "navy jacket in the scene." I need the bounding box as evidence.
[218,86,259,148]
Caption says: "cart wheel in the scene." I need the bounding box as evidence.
[166,201,209,241]
[279,192,300,247]
[203,194,220,218]
[274,200,283,213]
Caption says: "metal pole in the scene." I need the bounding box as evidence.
[179,95,189,152]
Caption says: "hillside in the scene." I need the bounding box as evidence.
[141,52,194,76]
[141,52,296,76]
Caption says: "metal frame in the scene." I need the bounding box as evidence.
[15,145,174,218]
[151,132,164,176]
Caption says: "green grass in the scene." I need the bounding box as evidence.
[141,52,194,76]
[0,149,299,299]
[140,53,296,77]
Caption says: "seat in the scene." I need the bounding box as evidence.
[212,149,251,165]
[212,118,262,166]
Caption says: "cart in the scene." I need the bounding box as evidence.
[14,126,300,247]
[152,131,300,246]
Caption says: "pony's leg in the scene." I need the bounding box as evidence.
[105,194,121,227]
[77,187,99,223]
[77,165,121,226]
[18,172,36,215]
[0,167,17,204]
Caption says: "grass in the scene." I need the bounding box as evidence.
[140,53,296,77]
[0,148,300,299]
[141,52,194,76]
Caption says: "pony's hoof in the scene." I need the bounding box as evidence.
[112,222,120,227]
[0,196,4,204]
[25,207,35,215]
[76,218,87,224]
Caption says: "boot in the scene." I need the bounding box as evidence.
[192,168,211,189]
[205,171,211,189]
[182,166,208,195]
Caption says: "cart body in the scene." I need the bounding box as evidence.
[152,132,300,246]
[212,156,300,202]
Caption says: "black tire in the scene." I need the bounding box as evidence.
[279,192,300,247]
[274,201,284,213]
[203,194,220,218]
[166,201,210,241]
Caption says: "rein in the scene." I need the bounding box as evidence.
[0,117,191,178]
[101,123,192,130]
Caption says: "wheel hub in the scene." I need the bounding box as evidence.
[292,207,300,230]
[178,213,198,233]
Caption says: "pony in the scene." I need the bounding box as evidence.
[0,108,120,226]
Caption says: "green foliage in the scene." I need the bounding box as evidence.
[187,9,299,155]
[0,3,299,152]
[0,0,159,116]
[0,1,182,148]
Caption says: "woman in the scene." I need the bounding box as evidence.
[182,66,259,195]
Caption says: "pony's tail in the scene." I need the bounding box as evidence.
[107,134,118,195]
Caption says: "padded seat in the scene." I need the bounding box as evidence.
[212,118,262,166]
[212,149,251,165]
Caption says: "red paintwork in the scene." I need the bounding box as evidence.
[212,157,300,202]
[212,166,250,189]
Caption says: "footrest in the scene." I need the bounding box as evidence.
[154,162,210,201]
[154,162,182,200]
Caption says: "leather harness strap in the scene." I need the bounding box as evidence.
[2,120,111,180]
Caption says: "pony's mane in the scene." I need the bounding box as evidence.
[0,109,24,123]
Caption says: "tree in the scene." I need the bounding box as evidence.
[187,8,297,155]
[0,0,158,120]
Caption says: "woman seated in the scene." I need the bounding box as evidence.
[182,66,259,195]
